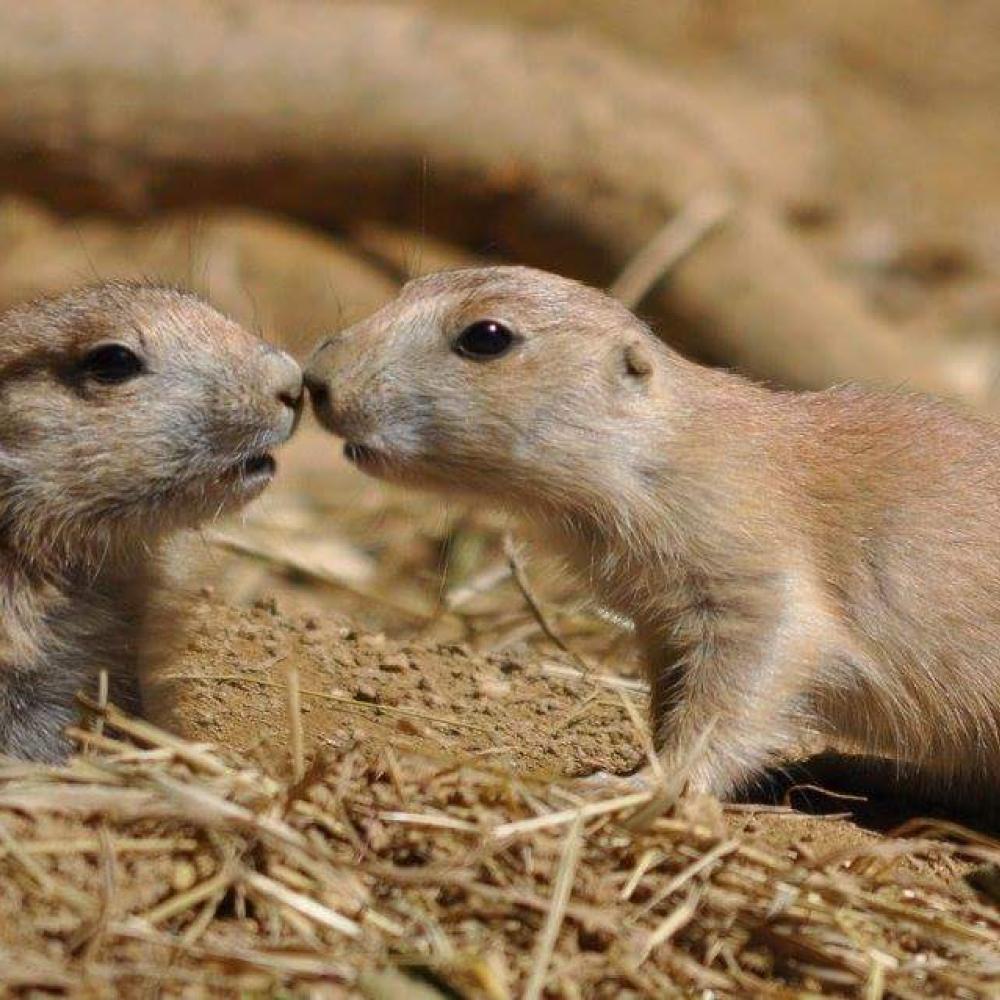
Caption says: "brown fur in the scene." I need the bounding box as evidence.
[0,282,302,760]
[305,265,1000,813]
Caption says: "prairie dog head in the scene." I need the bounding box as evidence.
[0,282,302,569]
[305,266,678,516]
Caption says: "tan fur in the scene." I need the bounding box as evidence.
[305,266,1000,813]
[0,282,302,760]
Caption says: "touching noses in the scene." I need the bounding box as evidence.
[303,360,344,433]
[267,350,304,414]
[303,369,330,409]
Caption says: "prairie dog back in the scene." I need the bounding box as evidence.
[305,265,1000,815]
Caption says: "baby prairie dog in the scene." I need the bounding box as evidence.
[0,283,302,760]
[306,266,1000,810]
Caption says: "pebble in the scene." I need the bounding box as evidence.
[379,654,408,673]
[475,677,510,699]
[355,684,379,704]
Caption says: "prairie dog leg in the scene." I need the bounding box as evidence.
[580,635,809,798]
[648,618,815,799]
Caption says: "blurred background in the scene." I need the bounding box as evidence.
[3,0,1000,657]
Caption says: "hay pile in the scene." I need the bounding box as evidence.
[1,703,997,998]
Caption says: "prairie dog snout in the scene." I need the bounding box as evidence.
[306,265,1000,814]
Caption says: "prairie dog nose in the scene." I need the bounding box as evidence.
[303,369,330,407]
[266,350,304,412]
[304,368,344,434]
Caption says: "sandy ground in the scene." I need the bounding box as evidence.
[160,586,982,892]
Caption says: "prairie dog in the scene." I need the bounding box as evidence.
[305,266,1000,811]
[0,282,302,760]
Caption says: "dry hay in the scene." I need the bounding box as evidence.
[0,701,997,999]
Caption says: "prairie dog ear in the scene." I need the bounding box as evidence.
[622,341,654,380]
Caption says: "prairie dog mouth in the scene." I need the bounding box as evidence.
[242,452,276,476]
[231,451,277,491]
[343,442,382,468]
[341,442,427,488]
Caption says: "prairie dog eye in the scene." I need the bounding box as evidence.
[79,344,145,384]
[453,320,518,360]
